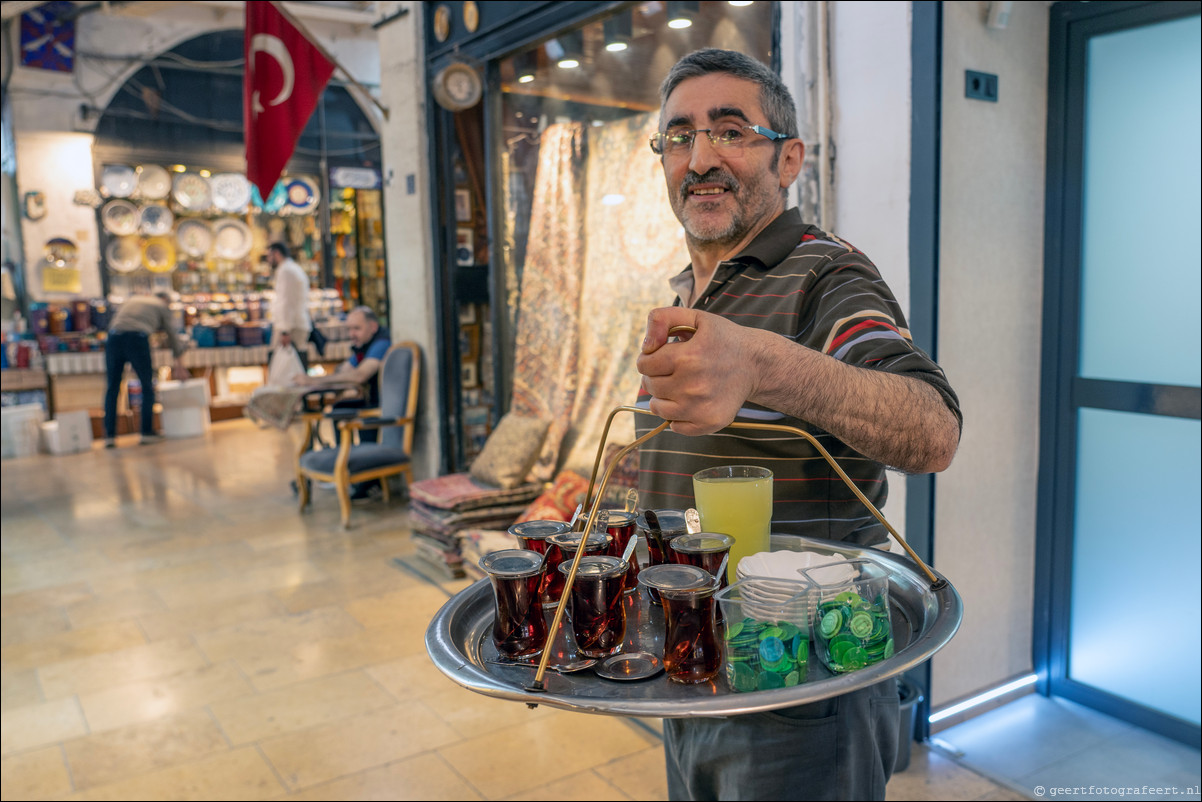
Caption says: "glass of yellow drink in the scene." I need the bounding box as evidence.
[692,466,773,585]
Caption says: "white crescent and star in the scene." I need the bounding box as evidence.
[249,33,295,116]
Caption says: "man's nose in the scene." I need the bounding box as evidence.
[687,133,723,174]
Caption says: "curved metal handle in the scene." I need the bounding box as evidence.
[530,369,945,689]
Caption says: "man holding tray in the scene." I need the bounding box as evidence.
[635,50,962,800]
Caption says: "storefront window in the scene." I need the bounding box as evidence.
[490,1,774,475]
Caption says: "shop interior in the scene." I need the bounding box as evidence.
[2,27,385,437]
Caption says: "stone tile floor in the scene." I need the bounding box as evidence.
[2,418,1034,800]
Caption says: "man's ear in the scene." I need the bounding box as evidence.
[778,138,805,189]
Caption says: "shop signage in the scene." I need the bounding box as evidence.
[42,266,81,294]
[330,167,382,190]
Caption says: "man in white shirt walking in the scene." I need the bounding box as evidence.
[267,242,311,367]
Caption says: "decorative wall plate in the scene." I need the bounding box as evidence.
[432,62,483,111]
[176,218,212,259]
[100,164,137,198]
[213,219,253,260]
[106,236,141,273]
[101,199,140,235]
[136,164,171,200]
[211,172,252,213]
[172,172,213,211]
[139,203,174,236]
[283,177,319,214]
[142,236,176,273]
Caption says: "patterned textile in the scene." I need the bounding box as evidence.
[409,472,541,513]
[244,386,311,430]
[561,112,688,474]
[469,413,551,489]
[596,442,641,510]
[409,499,531,537]
[459,529,521,577]
[509,123,586,483]
[514,469,590,524]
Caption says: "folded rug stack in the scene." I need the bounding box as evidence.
[407,472,542,578]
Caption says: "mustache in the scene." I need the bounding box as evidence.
[679,169,739,200]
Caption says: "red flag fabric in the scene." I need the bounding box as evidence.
[243,1,335,194]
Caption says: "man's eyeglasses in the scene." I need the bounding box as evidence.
[649,122,793,156]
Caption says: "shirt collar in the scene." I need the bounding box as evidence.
[668,207,810,304]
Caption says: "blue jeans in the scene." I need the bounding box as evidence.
[663,678,899,801]
[104,331,156,437]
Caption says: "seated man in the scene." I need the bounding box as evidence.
[293,305,391,498]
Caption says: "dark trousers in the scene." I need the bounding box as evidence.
[663,678,899,801]
[104,331,156,438]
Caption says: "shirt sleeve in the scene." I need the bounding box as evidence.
[364,338,391,363]
[159,305,186,358]
[271,264,310,332]
[801,251,962,430]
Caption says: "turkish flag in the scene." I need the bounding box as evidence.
[243,1,335,194]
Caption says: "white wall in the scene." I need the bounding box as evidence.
[374,1,440,481]
[818,1,1049,711]
[15,132,103,301]
[825,1,915,538]
[932,0,1048,707]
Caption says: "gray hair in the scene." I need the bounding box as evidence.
[659,49,798,139]
[349,305,379,326]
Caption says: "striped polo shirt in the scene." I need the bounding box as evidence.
[635,207,961,547]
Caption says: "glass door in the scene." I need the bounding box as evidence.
[1040,2,1200,746]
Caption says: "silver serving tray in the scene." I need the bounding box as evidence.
[425,535,961,718]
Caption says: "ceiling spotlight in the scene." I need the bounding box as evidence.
[729,1,754,7]
[514,50,537,84]
[553,30,583,69]
[667,0,698,29]
[604,14,632,52]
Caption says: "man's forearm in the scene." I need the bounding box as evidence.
[750,334,959,474]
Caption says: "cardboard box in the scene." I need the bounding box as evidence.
[41,410,93,455]
[157,378,210,409]
[162,406,210,439]
[2,403,45,459]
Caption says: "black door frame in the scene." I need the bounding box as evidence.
[1036,0,1202,749]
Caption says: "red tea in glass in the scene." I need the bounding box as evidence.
[479,549,548,659]
[603,510,639,592]
[509,520,571,606]
[636,509,690,605]
[640,563,722,684]
[560,555,627,658]
[670,533,735,590]
[544,530,611,608]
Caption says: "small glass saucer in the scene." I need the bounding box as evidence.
[594,652,663,682]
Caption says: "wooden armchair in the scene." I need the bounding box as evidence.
[296,342,420,528]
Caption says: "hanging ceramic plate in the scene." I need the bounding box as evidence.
[210,172,252,213]
[261,181,289,214]
[106,236,142,273]
[102,199,141,236]
[100,164,137,198]
[213,219,253,260]
[142,236,176,273]
[136,164,171,200]
[139,202,174,236]
[176,218,212,259]
[172,172,213,212]
[283,176,320,215]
